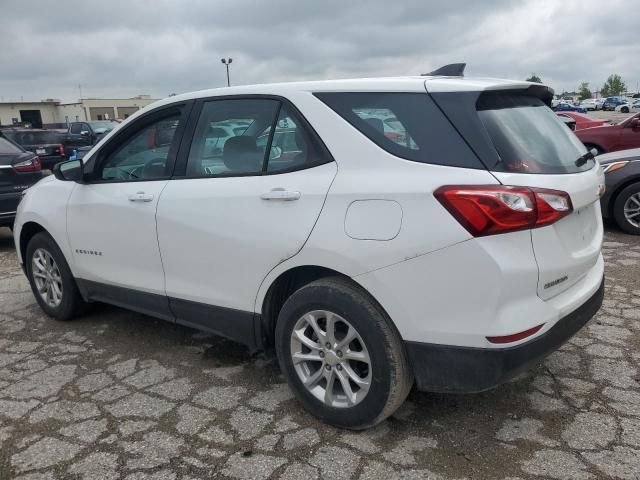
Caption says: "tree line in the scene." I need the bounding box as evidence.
[525,73,628,99]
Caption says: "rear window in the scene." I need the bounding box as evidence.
[314,92,482,169]
[0,137,23,155]
[477,93,592,174]
[13,131,62,145]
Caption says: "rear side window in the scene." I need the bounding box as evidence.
[0,137,23,154]
[477,93,591,174]
[315,92,482,169]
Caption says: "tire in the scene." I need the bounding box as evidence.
[613,183,640,235]
[621,107,629,113]
[275,276,413,429]
[25,232,87,320]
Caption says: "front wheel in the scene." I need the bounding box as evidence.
[275,277,413,430]
[621,107,629,113]
[613,183,640,235]
[26,232,87,320]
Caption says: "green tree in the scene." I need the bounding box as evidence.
[600,74,626,97]
[578,82,592,100]
[526,74,542,83]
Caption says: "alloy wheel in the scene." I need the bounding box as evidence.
[31,248,63,308]
[290,310,371,408]
[624,193,640,228]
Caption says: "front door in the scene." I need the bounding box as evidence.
[67,105,189,318]
[156,97,336,339]
[619,114,640,150]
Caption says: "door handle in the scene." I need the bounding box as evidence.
[128,192,154,202]
[260,188,301,201]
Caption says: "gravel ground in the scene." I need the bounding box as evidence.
[0,224,638,480]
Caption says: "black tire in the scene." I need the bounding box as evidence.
[275,277,413,429]
[25,232,87,320]
[621,107,629,114]
[613,183,640,235]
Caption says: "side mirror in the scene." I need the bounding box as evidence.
[628,118,640,129]
[53,159,84,183]
[80,131,89,136]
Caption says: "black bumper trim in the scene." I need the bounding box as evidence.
[406,276,605,393]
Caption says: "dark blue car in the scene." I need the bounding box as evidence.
[602,97,627,111]
[553,103,587,113]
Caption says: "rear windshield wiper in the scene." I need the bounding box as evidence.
[575,149,595,167]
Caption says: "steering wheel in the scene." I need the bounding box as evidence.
[139,157,167,179]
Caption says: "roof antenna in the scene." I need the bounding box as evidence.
[422,63,466,77]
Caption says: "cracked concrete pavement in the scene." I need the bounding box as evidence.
[0,225,638,480]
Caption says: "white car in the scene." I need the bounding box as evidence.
[580,99,599,111]
[615,100,640,114]
[13,67,605,429]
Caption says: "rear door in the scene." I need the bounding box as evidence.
[474,92,603,299]
[156,96,336,336]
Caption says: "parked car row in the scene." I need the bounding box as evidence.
[0,120,120,170]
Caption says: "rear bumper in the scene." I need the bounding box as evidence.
[406,275,604,393]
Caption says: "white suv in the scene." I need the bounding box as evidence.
[14,67,605,429]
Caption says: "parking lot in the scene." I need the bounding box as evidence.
[0,223,637,480]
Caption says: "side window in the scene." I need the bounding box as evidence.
[315,92,478,167]
[186,99,279,176]
[98,114,181,181]
[70,123,82,134]
[265,106,330,173]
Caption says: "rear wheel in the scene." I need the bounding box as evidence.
[25,232,87,320]
[275,277,413,429]
[613,183,640,235]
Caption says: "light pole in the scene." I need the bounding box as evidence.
[221,58,232,87]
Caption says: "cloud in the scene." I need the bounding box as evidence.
[0,0,638,102]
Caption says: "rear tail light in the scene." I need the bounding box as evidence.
[58,144,66,156]
[13,156,42,173]
[434,185,572,237]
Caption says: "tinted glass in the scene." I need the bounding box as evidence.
[0,137,22,154]
[99,114,181,181]
[70,124,83,134]
[265,105,330,173]
[315,92,478,167]
[186,99,279,176]
[477,93,591,174]
[13,131,62,145]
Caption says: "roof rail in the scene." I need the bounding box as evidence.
[422,63,466,77]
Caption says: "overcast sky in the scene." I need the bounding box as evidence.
[1,0,638,103]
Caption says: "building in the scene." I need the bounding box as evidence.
[0,95,159,128]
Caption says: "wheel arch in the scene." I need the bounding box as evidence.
[19,221,48,265]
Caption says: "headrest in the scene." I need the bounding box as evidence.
[223,136,262,172]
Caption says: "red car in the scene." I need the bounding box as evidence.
[556,112,610,130]
[575,113,640,154]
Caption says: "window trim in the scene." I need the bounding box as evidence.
[172,94,334,179]
[84,102,193,184]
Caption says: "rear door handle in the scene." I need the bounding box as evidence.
[128,192,154,202]
[260,188,301,201]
